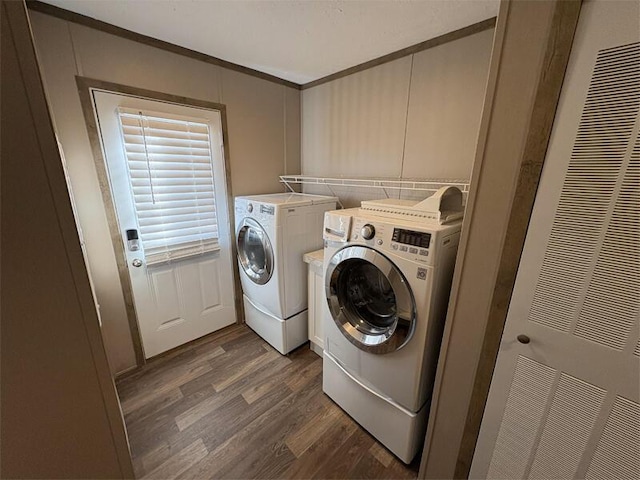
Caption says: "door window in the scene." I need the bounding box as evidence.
[237,219,273,285]
[326,246,416,354]
[117,108,219,265]
[340,260,397,333]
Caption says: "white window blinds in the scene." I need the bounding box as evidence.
[117,108,219,265]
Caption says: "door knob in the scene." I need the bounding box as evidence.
[132,258,143,268]
[517,334,530,344]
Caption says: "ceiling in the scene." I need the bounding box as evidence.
[42,0,500,85]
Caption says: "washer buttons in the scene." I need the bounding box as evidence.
[399,245,408,252]
[391,244,398,250]
[409,247,418,254]
[419,249,429,256]
[376,239,383,246]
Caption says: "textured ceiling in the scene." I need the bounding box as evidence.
[42,0,500,84]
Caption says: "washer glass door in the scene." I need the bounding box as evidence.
[326,245,416,354]
[237,218,273,285]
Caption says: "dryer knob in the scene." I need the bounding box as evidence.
[247,203,253,213]
[361,224,376,240]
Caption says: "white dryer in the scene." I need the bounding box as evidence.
[235,193,337,354]
[322,204,461,463]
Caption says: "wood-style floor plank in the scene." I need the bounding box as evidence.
[142,438,208,480]
[116,324,418,479]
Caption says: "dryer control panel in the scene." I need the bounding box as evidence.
[349,216,442,266]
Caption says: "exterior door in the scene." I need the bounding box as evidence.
[93,90,236,358]
[471,2,639,479]
[325,245,416,354]
[236,218,274,285]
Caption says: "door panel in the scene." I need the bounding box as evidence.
[471,2,640,478]
[484,356,556,480]
[527,374,606,479]
[586,396,640,479]
[151,268,182,327]
[199,259,221,311]
[93,91,236,358]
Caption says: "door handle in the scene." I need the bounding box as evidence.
[132,258,143,268]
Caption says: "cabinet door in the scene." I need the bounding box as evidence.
[471,2,640,479]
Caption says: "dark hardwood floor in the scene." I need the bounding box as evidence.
[116,324,420,479]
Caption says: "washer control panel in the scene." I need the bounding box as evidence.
[391,228,431,249]
[351,216,435,264]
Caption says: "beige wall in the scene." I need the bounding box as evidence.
[1,2,132,476]
[28,10,301,374]
[301,28,493,203]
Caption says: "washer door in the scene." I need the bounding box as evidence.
[326,245,416,354]
[237,218,273,285]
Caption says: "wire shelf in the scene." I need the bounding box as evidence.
[280,175,470,195]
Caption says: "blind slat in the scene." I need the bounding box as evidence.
[135,198,215,212]
[123,133,210,147]
[138,208,216,220]
[144,239,219,266]
[125,148,210,157]
[130,177,214,187]
[131,183,214,192]
[123,127,209,142]
[143,227,218,244]
[132,192,215,203]
[130,171,212,180]
[121,121,209,136]
[139,217,217,230]
[127,161,213,171]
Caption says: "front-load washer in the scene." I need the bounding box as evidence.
[235,193,337,354]
[322,206,461,463]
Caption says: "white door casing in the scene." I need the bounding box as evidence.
[471,1,640,479]
[93,91,236,359]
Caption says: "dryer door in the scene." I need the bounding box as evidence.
[326,246,416,354]
[237,218,273,285]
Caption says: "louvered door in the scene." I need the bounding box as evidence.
[92,91,236,358]
[471,2,640,479]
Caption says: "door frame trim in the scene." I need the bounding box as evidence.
[75,76,241,368]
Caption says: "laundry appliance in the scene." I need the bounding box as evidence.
[322,187,463,463]
[235,193,337,354]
